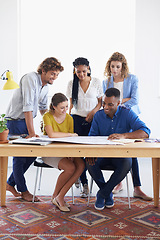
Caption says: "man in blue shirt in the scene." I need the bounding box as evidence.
[86,88,150,210]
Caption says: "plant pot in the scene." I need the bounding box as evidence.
[0,129,9,142]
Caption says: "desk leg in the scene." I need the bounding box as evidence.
[0,157,8,207]
[152,158,160,207]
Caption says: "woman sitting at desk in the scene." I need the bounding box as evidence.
[42,93,85,212]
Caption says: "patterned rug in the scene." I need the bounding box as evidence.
[0,196,159,239]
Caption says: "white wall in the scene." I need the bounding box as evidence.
[18,0,136,134]
[0,0,19,114]
[19,0,136,97]
[1,0,160,138]
[135,0,160,137]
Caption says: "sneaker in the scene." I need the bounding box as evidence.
[105,193,114,208]
[80,183,89,198]
[75,178,80,188]
[95,191,105,210]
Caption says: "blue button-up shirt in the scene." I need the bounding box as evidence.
[6,72,48,119]
[89,106,150,137]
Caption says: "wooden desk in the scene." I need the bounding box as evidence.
[0,142,159,207]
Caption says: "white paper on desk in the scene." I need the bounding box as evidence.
[9,137,52,146]
[111,139,136,144]
[36,136,124,145]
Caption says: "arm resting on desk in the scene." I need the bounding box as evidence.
[108,130,149,140]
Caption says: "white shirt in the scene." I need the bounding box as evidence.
[114,81,124,102]
[6,72,48,119]
[66,77,103,117]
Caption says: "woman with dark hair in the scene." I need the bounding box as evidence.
[66,57,103,197]
[102,52,152,201]
[42,93,85,212]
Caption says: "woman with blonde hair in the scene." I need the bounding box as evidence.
[102,52,152,201]
[103,52,140,114]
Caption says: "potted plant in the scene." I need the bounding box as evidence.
[0,114,9,142]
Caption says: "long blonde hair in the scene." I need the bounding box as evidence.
[104,52,129,88]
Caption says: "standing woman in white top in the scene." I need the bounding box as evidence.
[102,52,152,201]
[66,57,103,197]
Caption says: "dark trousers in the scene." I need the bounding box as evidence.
[131,157,141,187]
[72,115,92,185]
[86,157,132,198]
[72,115,141,188]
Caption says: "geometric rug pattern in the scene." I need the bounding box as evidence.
[0,196,159,239]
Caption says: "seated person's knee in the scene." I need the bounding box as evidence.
[123,158,132,171]
[67,163,76,175]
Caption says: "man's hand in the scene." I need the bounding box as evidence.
[108,133,126,140]
[108,130,148,140]
[85,157,97,165]
[24,111,39,139]
[26,133,39,138]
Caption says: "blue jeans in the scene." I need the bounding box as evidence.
[86,157,132,199]
[7,119,36,192]
[72,114,92,186]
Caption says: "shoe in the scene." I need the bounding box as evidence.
[51,198,70,212]
[75,178,80,188]
[133,192,152,201]
[112,184,123,194]
[105,193,114,208]
[95,191,105,210]
[80,183,89,198]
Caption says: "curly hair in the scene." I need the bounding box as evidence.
[72,57,90,107]
[37,57,64,74]
[104,52,129,80]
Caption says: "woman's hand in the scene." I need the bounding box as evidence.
[85,110,95,122]
[122,98,131,104]
[70,133,78,137]
[85,97,102,122]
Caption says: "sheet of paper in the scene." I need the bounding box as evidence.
[111,139,136,144]
[9,136,138,145]
[37,136,124,145]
